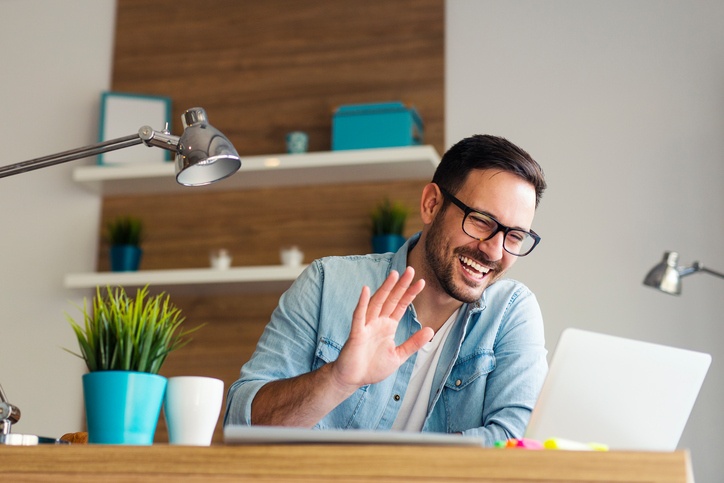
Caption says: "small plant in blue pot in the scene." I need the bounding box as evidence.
[370,198,408,254]
[106,215,144,272]
[65,285,200,445]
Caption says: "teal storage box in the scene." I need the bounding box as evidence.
[332,102,423,150]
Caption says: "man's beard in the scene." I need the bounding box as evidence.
[423,219,502,304]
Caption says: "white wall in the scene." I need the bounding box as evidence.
[447,1,724,480]
[0,0,115,438]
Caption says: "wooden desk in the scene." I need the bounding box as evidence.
[0,444,693,482]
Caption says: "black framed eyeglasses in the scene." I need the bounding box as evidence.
[439,187,541,257]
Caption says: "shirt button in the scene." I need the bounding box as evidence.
[455,379,462,387]
[394,394,401,401]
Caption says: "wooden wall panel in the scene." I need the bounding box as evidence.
[112,0,444,156]
[100,181,426,271]
[108,0,443,442]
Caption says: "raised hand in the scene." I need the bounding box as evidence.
[251,266,432,427]
[330,267,433,391]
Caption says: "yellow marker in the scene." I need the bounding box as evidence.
[543,438,608,451]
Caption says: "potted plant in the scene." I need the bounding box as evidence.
[65,285,199,444]
[106,215,144,272]
[370,198,408,253]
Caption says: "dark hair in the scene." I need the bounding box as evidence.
[431,134,547,207]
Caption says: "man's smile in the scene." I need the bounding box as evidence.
[458,255,491,281]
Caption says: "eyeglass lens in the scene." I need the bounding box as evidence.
[463,212,536,255]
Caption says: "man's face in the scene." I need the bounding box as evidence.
[423,169,537,303]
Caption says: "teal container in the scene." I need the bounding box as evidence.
[332,102,423,151]
[83,371,167,445]
[110,245,142,272]
[372,234,406,254]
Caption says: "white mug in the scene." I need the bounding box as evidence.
[164,376,224,446]
[280,246,304,267]
[210,249,232,270]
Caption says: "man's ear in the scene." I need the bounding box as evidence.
[420,183,443,224]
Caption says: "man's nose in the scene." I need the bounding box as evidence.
[477,231,505,261]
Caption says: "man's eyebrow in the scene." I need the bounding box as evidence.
[471,207,531,232]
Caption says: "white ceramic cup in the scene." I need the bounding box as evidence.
[280,246,304,267]
[210,249,232,270]
[164,376,224,446]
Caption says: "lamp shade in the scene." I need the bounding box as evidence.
[174,108,242,186]
[643,251,682,295]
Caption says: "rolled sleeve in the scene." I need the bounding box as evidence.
[224,261,324,426]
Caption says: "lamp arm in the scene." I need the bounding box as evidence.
[677,264,700,278]
[137,125,181,152]
[0,133,142,179]
[698,265,724,280]
[0,125,182,179]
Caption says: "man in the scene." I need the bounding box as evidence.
[225,134,548,445]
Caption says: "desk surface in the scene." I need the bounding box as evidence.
[0,444,693,483]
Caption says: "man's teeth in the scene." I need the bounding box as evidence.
[460,256,489,274]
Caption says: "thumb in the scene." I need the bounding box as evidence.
[395,327,434,360]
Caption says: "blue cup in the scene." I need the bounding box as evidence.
[286,131,309,154]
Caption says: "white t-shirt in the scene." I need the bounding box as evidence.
[391,309,459,431]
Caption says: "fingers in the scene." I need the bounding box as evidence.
[368,267,421,320]
[365,269,401,320]
[389,278,425,322]
[350,285,371,337]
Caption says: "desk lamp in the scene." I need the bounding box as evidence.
[0,107,240,444]
[0,107,241,185]
[643,251,724,295]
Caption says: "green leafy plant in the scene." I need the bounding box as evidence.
[105,216,143,246]
[65,286,200,374]
[370,198,408,236]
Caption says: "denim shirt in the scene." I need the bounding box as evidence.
[225,232,548,446]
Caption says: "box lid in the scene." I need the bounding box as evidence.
[335,101,412,116]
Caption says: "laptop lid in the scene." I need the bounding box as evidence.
[524,328,711,451]
[224,425,484,446]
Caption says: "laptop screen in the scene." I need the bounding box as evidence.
[524,328,711,451]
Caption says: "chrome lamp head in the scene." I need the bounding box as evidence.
[0,107,241,185]
[643,251,724,295]
[139,107,241,186]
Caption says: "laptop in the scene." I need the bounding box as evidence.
[224,425,484,446]
[524,328,711,451]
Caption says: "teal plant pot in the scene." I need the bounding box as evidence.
[110,245,142,272]
[372,234,406,254]
[83,371,167,445]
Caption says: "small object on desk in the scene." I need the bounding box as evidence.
[516,438,544,449]
[544,437,608,451]
[164,376,224,446]
[494,438,543,450]
[60,432,88,444]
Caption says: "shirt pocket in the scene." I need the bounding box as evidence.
[444,349,496,391]
[312,337,343,371]
[311,337,369,429]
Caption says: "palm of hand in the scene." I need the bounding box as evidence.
[331,268,433,390]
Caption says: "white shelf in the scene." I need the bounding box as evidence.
[64,265,308,296]
[70,145,440,294]
[73,145,440,195]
